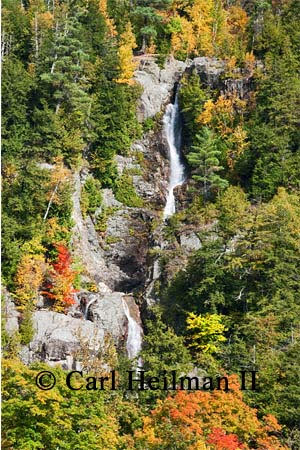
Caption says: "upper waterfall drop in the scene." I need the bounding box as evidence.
[163,91,185,219]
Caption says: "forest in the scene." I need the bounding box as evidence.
[2,0,300,448]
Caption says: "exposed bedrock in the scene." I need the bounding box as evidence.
[134,56,188,121]
[6,56,254,368]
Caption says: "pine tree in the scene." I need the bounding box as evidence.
[40,1,90,117]
[187,127,228,199]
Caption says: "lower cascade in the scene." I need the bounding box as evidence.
[163,91,185,219]
[122,298,143,362]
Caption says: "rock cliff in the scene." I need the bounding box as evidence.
[5,55,254,369]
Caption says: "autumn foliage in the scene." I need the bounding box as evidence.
[115,22,137,85]
[134,375,286,449]
[43,244,77,312]
[14,238,47,311]
[207,428,244,450]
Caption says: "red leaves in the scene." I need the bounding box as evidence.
[43,244,77,312]
[135,375,285,449]
[207,428,244,450]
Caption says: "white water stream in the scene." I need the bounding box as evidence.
[84,296,97,320]
[163,92,185,219]
[122,298,143,365]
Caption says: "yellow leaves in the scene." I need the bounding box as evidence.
[2,161,17,184]
[47,156,71,205]
[115,22,137,85]
[225,55,237,77]
[186,313,226,354]
[170,0,215,58]
[197,99,214,124]
[98,0,117,37]
[171,16,196,57]
[169,0,249,60]
[244,51,256,76]
[30,10,53,30]
[227,6,249,36]
[146,37,156,55]
[45,217,69,242]
[215,95,234,117]
[51,156,70,185]
[227,125,248,169]
[197,95,235,135]
[135,416,163,446]
[14,237,47,310]
[39,11,53,28]
[197,93,248,168]
[188,0,214,55]
[188,440,207,450]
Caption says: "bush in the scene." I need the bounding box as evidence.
[114,171,144,207]
[81,176,102,218]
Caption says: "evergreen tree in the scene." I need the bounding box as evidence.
[187,127,228,199]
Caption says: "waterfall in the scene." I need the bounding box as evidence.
[122,298,143,364]
[163,92,185,219]
[84,297,97,320]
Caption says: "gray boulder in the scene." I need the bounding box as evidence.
[180,232,202,252]
[23,310,104,370]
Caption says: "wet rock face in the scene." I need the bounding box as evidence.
[101,208,151,292]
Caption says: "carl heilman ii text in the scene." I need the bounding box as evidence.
[65,370,257,391]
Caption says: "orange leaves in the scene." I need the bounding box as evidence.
[134,375,285,449]
[14,238,77,313]
[207,428,244,449]
[43,244,77,312]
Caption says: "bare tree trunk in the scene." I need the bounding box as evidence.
[55,101,61,115]
[50,55,57,74]
[34,13,39,61]
[141,35,146,54]
[43,183,59,221]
